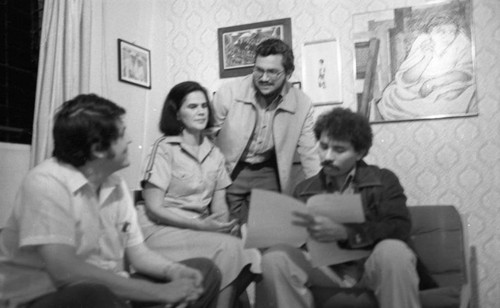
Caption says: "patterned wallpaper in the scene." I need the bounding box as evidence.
[162,0,500,306]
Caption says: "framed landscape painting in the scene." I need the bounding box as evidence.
[218,18,292,78]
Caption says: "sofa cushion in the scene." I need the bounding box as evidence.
[409,206,467,287]
[420,286,461,308]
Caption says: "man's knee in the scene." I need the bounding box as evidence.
[181,257,222,288]
[261,245,310,285]
[368,239,416,270]
[261,245,297,270]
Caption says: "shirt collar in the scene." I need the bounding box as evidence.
[324,165,357,193]
[164,135,215,162]
[52,158,121,195]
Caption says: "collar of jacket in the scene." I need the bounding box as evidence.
[297,160,382,196]
[234,75,297,114]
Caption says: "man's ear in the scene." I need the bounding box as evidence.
[90,143,107,159]
[357,150,367,161]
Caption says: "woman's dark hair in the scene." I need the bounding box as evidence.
[159,81,212,136]
[254,38,295,74]
[53,94,126,167]
[314,107,373,156]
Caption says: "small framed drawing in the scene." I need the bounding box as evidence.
[302,39,342,106]
[118,39,151,89]
[218,18,292,78]
[291,81,302,89]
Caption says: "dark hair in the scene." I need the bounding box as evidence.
[53,94,126,167]
[159,81,212,136]
[254,38,295,74]
[314,107,373,155]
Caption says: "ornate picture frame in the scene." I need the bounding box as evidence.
[353,0,477,122]
[217,18,292,78]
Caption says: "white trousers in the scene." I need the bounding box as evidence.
[255,239,421,308]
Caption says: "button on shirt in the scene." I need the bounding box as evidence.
[0,158,143,306]
[242,90,282,165]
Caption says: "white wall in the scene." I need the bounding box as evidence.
[97,0,170,190]
[0,0,171,224]
[0,143,30,228]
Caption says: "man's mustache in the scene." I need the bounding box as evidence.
[321,161,334,167]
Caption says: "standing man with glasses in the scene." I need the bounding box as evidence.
[210,38,321,228]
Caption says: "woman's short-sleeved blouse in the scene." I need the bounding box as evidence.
[141,136,231,214]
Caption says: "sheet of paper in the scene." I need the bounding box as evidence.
[245,189,371,266]
[306,194,365,223]
[244,189,308,249]
[305,193,369,265]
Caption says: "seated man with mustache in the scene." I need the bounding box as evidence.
[255,107,421,308]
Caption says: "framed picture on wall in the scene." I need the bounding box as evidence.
[353,0,477,123]
[302,39,343,106]
[217,18,292,78]
[118,39,151,89]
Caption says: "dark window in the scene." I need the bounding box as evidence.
[0,0,43,144]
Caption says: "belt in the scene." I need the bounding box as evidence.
[239,158,276,170]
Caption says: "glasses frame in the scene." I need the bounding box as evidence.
[252,67,285,80]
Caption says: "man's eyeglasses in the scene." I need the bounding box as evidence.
[253,67,285,79]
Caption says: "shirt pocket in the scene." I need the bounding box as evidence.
[96,222,127,266]
[169,168,197,197]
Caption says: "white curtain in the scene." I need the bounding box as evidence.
[31,0,104,167]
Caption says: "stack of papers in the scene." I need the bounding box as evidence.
[245,189,371,266]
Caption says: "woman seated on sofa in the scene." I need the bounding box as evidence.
[136,81,260,308]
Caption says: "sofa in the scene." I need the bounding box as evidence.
[311,205,473,308]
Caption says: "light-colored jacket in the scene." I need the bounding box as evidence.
[211,75,320,194]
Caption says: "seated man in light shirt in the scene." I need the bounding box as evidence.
[0,94,220,308]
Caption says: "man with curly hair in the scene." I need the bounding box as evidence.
[255,107,420,308]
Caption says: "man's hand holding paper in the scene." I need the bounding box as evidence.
[245,189,371,266]
[292,212,348,243]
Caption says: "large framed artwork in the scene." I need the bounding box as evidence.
[353,0,477,123]
[302,39,343,106]
[118,39,151,89]
[218,18,292,78]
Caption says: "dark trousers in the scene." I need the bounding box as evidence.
[27,283,130,308]
[226,160,280,225]
[27,258,221,308]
